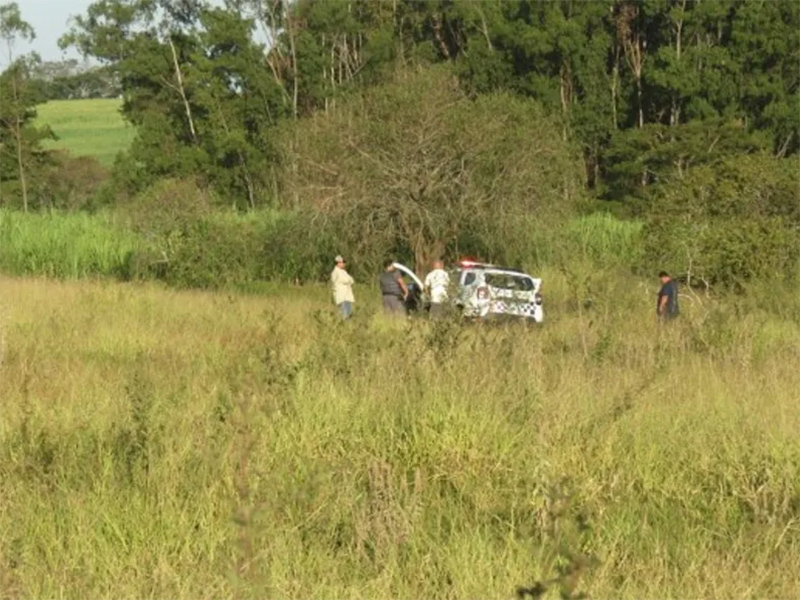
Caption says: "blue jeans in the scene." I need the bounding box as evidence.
[338,301,353,319]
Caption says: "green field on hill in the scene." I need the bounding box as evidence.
[35,99,136,166]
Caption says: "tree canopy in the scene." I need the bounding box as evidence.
[1,0,798,285]
[46,0,798,208]
[284,67,582,270]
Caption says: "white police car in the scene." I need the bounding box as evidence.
[392,260,544,323]
[453,260,544,323]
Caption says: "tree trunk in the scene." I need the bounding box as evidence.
[15,121,28,213]
[617,2,645,128]
[559,60,573,141]
[414,239,445,276]
[611,45,620,130]
[10,71,28,212]
[478,6,493,51]
[636,80,643,128]
[432,14,451,59]
[258,2,293,110]
[167,36,197,143]
[669,2,685,132]
[239,151,256,210]
[286,12,299,119]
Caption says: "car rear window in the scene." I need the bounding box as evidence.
[485,273,535,291]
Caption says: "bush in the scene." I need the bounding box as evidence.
[259,210,340,282]
[156,216,262,288]
[282,66,584,272]
[642,154,799,287]
[120,179,341,287]
[120,178,279,288]
[121,178,216,237]
[38,151,111,210]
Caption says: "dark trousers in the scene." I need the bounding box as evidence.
[382,295,406,315]
[429,303,446,318]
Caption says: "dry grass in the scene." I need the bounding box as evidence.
[1,274,798,599]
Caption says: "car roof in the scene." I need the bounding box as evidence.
[459,266,537,278]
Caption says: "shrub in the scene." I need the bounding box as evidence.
[39,151,111,210]
[642,154,799,287]
[157,216,262,288]
[282,66,584,272]
[259,210,340,283]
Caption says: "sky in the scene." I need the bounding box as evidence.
[2,0,254,68]
[1,0,89,66]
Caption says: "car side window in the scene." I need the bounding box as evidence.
[485,273,535,291]
[463,272,476,286]
[518,277,535,292]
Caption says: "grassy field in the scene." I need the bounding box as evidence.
[0,209,141,279]
[35,99,136,166]
[1,274,798,599]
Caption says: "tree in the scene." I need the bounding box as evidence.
[603,117,767,206]
[643,152,799,287]
[1,2,34,211]
[0,2,53,211]
[61,0,288,207]
[283,67,583,271]
[57,0,800,210]
[730,0,800,157]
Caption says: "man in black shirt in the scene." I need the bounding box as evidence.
[379,260,409,315]
[657,271,679,320]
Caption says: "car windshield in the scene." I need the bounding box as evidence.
[485,273,535,292]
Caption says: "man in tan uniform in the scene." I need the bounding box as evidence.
[330,255,355,319]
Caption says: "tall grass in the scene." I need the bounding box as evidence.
[561,213,644,267]
[2,208,645,288]
[0,209,141,279]
[519,213,644,273]
[1,275,797,599]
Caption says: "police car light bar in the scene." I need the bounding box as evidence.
[458,258,495,268]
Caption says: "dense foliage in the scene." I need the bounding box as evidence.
[1,0,798,286]
[50,0,799,202]
[284,68,583,271]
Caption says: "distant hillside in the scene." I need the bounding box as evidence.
[34,99,136,166]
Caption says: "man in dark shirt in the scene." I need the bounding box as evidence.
[379,260,409,315]
[657,271,679,320]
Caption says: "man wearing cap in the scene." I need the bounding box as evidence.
[657,271,679,321]
[331,255,355,319]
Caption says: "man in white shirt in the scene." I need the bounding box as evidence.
[330,255,355,319]
[424,260,450,318]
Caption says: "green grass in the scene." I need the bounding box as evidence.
[0,209,141,279]
[562,213,644,266]
[34,99,136,166]
[0,273,798,599]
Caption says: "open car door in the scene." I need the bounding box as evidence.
[391,263,424,290]
[392,263,427,313]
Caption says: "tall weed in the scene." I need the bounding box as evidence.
[1,276,797,598]
[0,209,140,279]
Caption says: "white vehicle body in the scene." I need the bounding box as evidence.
[393,261,544,323]
[455,262,543,323]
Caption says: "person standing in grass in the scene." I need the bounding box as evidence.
[657,271,679,321]
[379,260,409,316]
[424,259,450,318]
[331,255,355,319]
